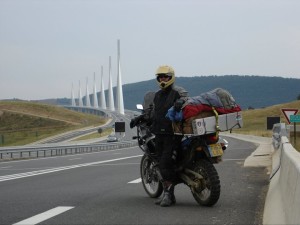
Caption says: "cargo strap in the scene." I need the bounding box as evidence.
[172,121,184,135]
[212,107,220,138]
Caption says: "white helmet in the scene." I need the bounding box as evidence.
[155,65,175,89]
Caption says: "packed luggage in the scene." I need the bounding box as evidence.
[167,88,243,135]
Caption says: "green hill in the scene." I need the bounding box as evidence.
[50,75,300,111]
[120,75,300,111]
[1,99,299,148]
[234,100,300,137]
[0,101,106,146]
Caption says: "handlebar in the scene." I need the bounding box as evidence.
[130,111,152,128]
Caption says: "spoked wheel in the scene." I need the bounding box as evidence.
[190,159,220,206]
[140,154,163,198]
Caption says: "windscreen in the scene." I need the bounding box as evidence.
[143,91,155,110]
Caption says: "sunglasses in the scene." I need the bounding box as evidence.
[157,74,171,79]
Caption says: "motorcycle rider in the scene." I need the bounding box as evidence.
[151,65,188,207]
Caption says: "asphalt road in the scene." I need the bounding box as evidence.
[0,136,269,225]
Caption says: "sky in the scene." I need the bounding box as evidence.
[0,0,299,100]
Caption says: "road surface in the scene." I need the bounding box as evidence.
[0,136,269,225]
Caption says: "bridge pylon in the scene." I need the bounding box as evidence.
[108,56,115,111]
[100,65,107,109]
[93,72,99,108]
[78,80,83,107]
[71,83,76,106]
[116,39,125,115]
[85,77,91,107]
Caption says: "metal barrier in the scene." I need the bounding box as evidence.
[264,123,300,224]
[272,123,289,150]
[0,140,138,161]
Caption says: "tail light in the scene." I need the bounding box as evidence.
[207,134,219,144]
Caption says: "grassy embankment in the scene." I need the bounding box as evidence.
[232,100,300,151]
[0,101,109,146]
[0,100,299,150]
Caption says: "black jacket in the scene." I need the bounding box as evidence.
[151,85,188,135]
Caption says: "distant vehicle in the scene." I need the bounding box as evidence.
[107,134,118,142]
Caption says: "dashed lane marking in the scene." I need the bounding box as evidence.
[68,158,82,160]
[0,166,12,169]
[128,178,141,183]
[0,155,142,182]
[223,138,229,148]
[13,206,74,225]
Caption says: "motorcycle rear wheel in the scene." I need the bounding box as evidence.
[140,154,163,198]
[190,159,220,206]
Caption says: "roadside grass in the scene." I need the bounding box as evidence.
[0,101,107,146]
[290,133,300,152]
[1,100,299,150]
[73,128,113,141]
[232,100,300,151]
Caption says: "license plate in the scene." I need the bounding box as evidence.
[208,143,223,157]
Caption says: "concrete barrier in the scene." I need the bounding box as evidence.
[263,124,300,225]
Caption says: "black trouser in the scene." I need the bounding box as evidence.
[155,134,181,183]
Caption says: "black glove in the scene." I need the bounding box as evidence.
[174,99,185,112]
[130,115,143,128]
[130,118,137,128]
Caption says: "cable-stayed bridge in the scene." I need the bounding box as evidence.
[70,39,125,115]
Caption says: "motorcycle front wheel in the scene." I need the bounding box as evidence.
[140,154,163,198]
[190,159,220,206]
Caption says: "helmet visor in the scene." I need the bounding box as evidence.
[157,73,172,79]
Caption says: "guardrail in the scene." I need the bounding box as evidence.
[0,140,138,161]
[264,123,300,225]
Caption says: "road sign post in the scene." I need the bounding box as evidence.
[290,114,300,145]
[281,108,298,124]
[290,115,300,123]
[281,109,299,145]
[115,122,126,140]
[0,135,3,145]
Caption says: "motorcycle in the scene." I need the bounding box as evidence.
[130,93,226,206]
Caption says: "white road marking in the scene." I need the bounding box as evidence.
[13,206,74,225]
[223,158,245,161]
[68,158,82,161]
[0,155,142,182]
[0,166,12,169]
[89,162,139,166]
[128,178,141,183]
[222,138,229,148]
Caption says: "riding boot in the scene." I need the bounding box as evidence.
[155,182,166,205]
[155,192,165,205]
[155,182,176,207]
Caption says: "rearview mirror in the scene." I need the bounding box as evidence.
[136,104,143,110]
